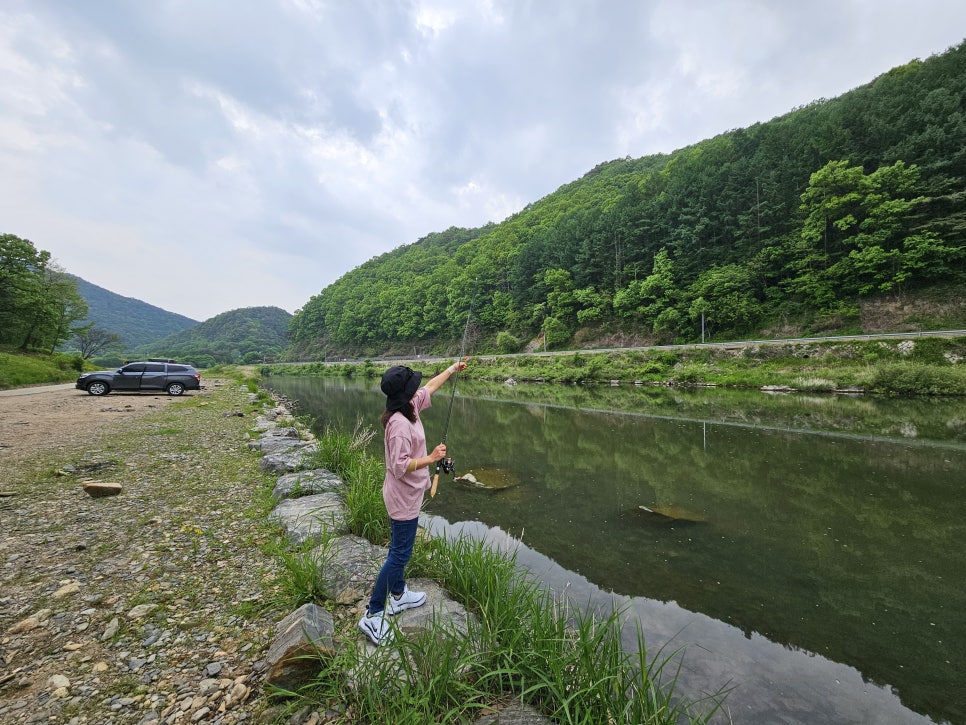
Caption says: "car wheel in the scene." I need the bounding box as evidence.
[166,382,185,396]
[86,381,110,396]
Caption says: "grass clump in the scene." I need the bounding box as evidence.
[861,362,966,396]
[270,534,335,609]
[302,420,389,543]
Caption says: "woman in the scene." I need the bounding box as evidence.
[358,359,468,646]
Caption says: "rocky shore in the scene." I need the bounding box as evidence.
[1,380,548,725]
[1,381,284,724]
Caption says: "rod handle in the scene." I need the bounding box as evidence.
[430,472,440,498]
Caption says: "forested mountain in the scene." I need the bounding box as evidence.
[290,41,966,359]
[71,276,198,348]
[137,306,292,366]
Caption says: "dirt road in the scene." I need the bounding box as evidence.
[0,385,193,462]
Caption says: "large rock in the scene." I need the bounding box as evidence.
[352,578,481,686]
[253,415,277,432]
[259,442,318,474]
[269,492,348,544]
[389,578,477,640]
[264,603,335,691]
[247,436,307,455]
[316,535,386,604]
[263,426,300,438]
[272,469,344,502]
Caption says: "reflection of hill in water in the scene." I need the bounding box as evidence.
[459,380,966,448]
[421,515,931,725]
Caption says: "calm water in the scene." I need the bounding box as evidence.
[265,375,966,725]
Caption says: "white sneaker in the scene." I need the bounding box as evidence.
[386,585,427,615]
[358,608,392,646]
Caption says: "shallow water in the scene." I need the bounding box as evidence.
[265,376,966,724]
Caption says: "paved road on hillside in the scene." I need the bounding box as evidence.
[313,328,966,365]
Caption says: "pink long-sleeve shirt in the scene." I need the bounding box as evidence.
[382,387,433,520]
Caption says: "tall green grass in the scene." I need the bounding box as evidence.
[304,421,389,543]
[0,349,85,388]
[860,361,966,396]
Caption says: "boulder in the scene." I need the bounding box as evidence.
[259,443,318,474]
[272,469,344,501]
[388,578,477,640]
[262,426,300,438]
[269,492,348,544]
[316,535,386,604]
[264,603,335,691]
[247,436,306,455]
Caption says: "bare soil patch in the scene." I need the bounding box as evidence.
[0,386,186,462]
[0,381,280,724]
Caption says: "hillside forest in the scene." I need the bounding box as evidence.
[134,306,292,367]
[289,41,966,358]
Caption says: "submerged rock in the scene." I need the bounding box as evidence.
[636,504,707,524]
[454,467,520,490]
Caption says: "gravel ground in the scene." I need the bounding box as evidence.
[0,381,285,724]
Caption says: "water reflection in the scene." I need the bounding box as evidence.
[264,376,966,725]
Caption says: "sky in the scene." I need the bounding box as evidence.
[2,1,965,322]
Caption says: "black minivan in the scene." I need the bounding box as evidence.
[76,361,202,396]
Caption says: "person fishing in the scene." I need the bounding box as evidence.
[358,359,468,646]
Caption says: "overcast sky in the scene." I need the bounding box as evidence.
[2,1,965,321]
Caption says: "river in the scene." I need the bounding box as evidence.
[264,375,966,725]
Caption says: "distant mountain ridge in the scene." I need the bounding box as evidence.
[71,275,198,348]
[136,306,292,365]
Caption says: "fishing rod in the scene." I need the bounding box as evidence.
[430,288,475,498]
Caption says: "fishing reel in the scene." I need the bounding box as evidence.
[439,457,456,476]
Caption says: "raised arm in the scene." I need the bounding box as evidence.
[424,359,468,395]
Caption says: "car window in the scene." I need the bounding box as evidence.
[120,363,146,373]
[167,365,188,373]
[144,363,165,373]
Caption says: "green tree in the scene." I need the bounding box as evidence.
[687,263,763,336]
[0,234,87,351]
[543,268,576,326]
[613,248,682,330]
[73,325,124,359]
[1,234,48,346]
[788,159,961,309]
[541,316,570,349]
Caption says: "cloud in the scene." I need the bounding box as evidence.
[1,0,964,320]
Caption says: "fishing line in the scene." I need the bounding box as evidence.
[431,284,475,498]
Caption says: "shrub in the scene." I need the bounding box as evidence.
[496,331,521,354]
[542,317,571,349]
[865,362,966,396]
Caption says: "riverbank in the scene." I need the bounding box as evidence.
[260,334,966,396]
[0,379,284,724]
[0,376,718,724]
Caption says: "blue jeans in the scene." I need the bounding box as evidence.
[367,516,418,615]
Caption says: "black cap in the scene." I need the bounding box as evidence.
[381,366,422,413]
